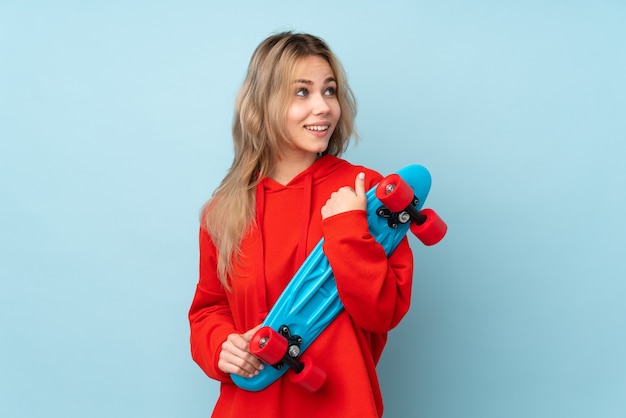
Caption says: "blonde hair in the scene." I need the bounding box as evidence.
[203,32,358,288]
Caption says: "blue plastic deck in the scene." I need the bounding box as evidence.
[232,165,432,391]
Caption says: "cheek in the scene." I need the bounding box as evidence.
[287,103,307,125]
[332,102,341,122]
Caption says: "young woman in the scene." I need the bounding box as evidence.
[189,32,414,417]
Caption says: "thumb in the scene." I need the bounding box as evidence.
[355,172,366,197]
[243,324,263,341]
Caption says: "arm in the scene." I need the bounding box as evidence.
[188,228,262,381]
[321,173,414,333]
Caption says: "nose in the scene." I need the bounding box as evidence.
[312,92,331,116]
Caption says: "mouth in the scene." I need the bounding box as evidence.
[304,124,330,132]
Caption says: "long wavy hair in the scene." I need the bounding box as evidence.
[203,32,358,288]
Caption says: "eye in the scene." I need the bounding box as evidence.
[324,86,337,96]
[296,88,309,97]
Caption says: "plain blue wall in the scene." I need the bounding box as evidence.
[1,1,624,417]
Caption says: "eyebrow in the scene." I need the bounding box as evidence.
[293,77,337,85]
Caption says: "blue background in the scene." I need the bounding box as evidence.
[1,1,624,417]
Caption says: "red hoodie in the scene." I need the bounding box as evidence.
[189,155,414,417]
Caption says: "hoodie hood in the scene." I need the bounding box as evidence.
[259,154,349,192]
[253,155,350,315]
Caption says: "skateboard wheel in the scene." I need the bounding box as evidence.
[250,326,288,365]
[288,354,326,392]
[410,208,447,246]
[376,174,414,213]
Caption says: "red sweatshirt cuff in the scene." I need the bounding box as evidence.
[321,210,370,241]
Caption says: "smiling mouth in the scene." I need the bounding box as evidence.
[305,125,330,132]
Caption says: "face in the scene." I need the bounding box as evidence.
[282,55,341,164]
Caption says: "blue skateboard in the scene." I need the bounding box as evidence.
[231,164,446,392]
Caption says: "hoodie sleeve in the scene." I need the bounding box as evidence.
[321,208,414,333]
[188,227,235,382]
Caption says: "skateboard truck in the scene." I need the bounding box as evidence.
[260,325,304,373]
[251,325,326,391]
[376,174,447,246]
[376,196,425,229]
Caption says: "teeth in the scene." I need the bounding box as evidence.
[306,125,328,131]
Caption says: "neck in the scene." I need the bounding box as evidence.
[270,154,319,185]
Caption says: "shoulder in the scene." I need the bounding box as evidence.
[319,155,382,188]
[317,155,380,175]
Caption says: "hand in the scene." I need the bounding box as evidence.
[218,325,264,378]
[321,172,367,220]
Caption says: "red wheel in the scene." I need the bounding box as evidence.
[410,208,447,246]
[288,354,326,392]
[376,174,414,213]
[250,326,288,365]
